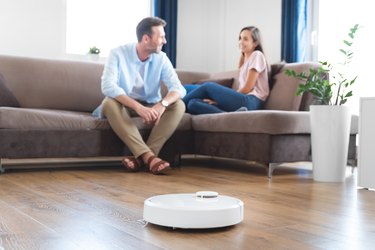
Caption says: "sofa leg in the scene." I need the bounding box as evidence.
[172,155,182,167]
[267,163,278,179]
[0,158,4,174]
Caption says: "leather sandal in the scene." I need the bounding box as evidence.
[147,155,171,175]
[122,156,141,172]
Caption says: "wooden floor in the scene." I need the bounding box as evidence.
[0,156,374,250]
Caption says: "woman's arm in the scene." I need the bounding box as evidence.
[237,68,259,94]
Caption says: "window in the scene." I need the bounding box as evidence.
[66,0,151,57]
[317,0,373,113]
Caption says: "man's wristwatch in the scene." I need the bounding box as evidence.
[161,99,169,107]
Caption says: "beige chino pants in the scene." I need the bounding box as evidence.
[102,97,185,158]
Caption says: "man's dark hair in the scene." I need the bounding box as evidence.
[136,17,167,42]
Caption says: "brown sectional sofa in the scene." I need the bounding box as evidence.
[0,55,358,177]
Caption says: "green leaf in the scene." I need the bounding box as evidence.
[346,91,353,96]
[339,49,347,55]
[343,40,352,46]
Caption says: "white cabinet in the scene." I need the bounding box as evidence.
[358,97,375,189]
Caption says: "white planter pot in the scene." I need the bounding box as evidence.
[87,54,100,61]
[310,105,351,182]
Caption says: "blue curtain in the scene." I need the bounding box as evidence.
[154,0,178,67]
[281,0,307,63]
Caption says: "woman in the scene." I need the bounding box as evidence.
[183,26,269,114]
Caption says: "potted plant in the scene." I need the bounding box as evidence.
[87,46,101,61]
[88,46,101,55]
[285,24,361,182]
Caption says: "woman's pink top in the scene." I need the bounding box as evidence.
[238,50,269,101]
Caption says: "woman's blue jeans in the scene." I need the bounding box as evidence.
[182,82,263,114]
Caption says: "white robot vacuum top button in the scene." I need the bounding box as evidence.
[196,191,218,198]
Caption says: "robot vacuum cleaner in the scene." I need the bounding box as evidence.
[143,191,244,229]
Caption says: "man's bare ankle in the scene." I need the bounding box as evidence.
[141,152,154,164]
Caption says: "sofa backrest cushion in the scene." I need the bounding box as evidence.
[0,73,20,107]
[264,62,321,111]
[176,70,211,84]
[210,70,240,90]
[161,70,212,97]
[0,55,105,112]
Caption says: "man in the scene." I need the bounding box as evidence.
[93,17,186,174]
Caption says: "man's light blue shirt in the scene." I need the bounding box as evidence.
[92,43,186,118]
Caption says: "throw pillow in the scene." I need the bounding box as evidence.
[193,78,234,89]
[0,73,20,107]
[269,62,286,90]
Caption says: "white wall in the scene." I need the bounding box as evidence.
[0,0,281,71]
[177,0,282,73]
[0,0,66,59]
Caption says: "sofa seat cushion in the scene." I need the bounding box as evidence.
[192,111,359,135]
[0,107,192,130]
[0,107,109,130]
[192,111,311,135]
